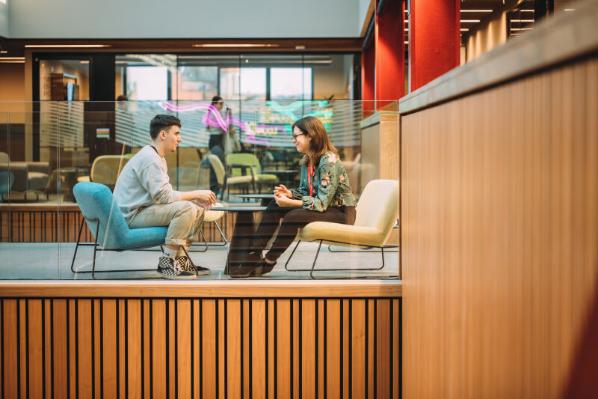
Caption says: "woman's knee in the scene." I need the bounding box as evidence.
[282,209,310,224]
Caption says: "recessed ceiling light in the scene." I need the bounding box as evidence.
[461,9,493,13]
[460,19,481,23]
[0,50,7,54]
[192,43,279,48]
[25,44,111,48]
[460,28,469,32]
[0,57,25,63]
[564,8,575,11]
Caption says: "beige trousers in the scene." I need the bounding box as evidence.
[129,201,205,247]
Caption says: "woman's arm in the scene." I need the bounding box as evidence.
[301,157,340,212]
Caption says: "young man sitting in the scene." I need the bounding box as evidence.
[113,114,217,279]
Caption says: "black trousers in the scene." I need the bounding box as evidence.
[249,200,356,261]
[208,134,225,193]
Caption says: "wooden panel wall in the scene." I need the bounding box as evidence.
[401,55,598,397]
[0,206,236,243]
[0,296,401,399]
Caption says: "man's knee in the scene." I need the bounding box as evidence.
[172,201,198,218]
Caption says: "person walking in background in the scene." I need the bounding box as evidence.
[203,95,230,192]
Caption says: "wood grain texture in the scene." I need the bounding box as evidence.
[0,281,401,298]
[401,55,598,398]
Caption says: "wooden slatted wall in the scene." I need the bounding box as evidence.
[0,206,236,243]
[0,297,401,399]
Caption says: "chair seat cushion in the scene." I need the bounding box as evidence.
[204,203,224,222]
[256,174,278,184]
[227,175,254,185]
[104,225,168,250]
[27,172,49,191]
[300,222,386,247]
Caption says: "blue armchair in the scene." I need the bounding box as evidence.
[71,182,197,278]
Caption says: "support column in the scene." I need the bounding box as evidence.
[375,0,405,107]
[361,35,375,115]
[411,0,460,90]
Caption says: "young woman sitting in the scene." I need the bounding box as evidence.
[231,116,356,277]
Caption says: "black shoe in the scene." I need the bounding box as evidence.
[229,264,263,278]
[259,255,277,275]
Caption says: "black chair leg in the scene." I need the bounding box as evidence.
[283,240,303,271]
[180,246,198,276]
[308,240,324,280]
[92,222,100,279]
[285,239,387,276]
[70,218,85,273]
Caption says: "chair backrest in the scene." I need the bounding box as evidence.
[226,153,262,176]
[0,152,9,165]
[90,155,132,187]
[354,179,399,241]
[207,154,226,186]
[74,182,132,249]
[0,170,14,196]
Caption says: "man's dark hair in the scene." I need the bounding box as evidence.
[211,95,223,105]
[150,114,181,140]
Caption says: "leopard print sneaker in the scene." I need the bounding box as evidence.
[158,256,196,279]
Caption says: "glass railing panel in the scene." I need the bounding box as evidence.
[0,100,399,280]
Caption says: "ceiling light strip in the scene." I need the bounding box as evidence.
[192,43,280,48]
[25,44,111,48]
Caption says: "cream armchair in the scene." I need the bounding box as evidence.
[284,179,399,279]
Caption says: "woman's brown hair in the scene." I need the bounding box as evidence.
[292,116,337,166]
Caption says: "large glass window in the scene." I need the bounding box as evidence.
[126,66,169,100]
[177,66,218,100]
[270,68,312,100]
[115,54,355,101]
[220,67,267,100]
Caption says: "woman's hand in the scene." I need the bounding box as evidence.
[274,184,292,199]
[275,193,301,208]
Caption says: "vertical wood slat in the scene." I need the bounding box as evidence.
[0,297,400,399]
[2,300,18,399]
[151,300,167,399]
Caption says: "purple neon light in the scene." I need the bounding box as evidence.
[158,101,283,136]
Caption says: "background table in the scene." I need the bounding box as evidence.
[237,193,274,206]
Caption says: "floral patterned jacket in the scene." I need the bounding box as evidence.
[290,152,356,212]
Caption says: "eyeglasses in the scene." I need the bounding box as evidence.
[292,132,305,141]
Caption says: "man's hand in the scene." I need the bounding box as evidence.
[274,184,292,199]
[193,190,217,207]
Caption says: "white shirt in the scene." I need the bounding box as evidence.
[113,145,182,222]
